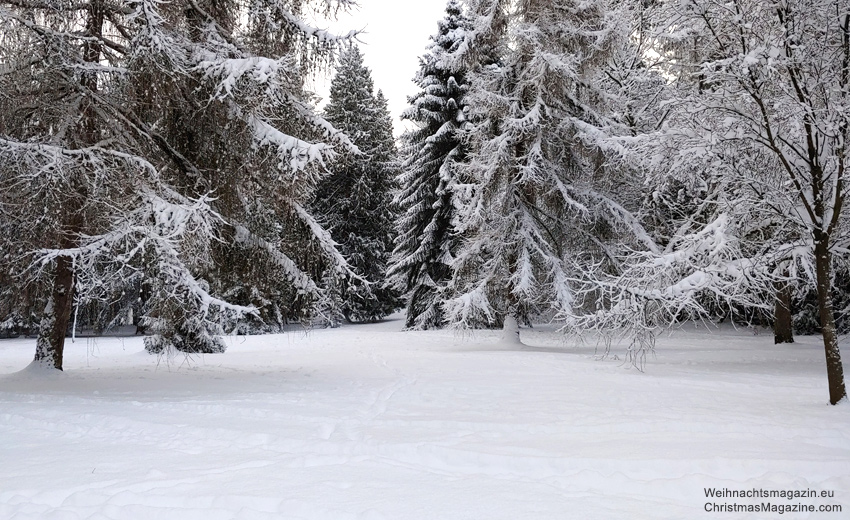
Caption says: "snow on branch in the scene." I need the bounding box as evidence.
[290,202,360,281]
[248,115,336,172]
[565,215,773,363]
[445,286,495,329]
[0,138,167,193]
[33,189,255,318]
[275,92,360,156]
[196,56,291,99]
[245,1,361,56]
[276,9,359,44]
[232,224,319,296]
[444,0,503,72]
[126,0,184,65]
[582,190,661,254]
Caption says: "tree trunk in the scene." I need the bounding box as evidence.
[32,256,75,370]
[773,272,794,344]
[500,313,523,346]
[32,0,103,370]
[814,239,847,405]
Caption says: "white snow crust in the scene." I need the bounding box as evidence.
[1,317,848,519]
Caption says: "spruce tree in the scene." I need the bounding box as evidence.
[389,0,471,330]
[314,45,400,323]
[0,0,360,366]
[444,0,659,341]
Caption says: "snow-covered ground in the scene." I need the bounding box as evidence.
[1,316,848,519]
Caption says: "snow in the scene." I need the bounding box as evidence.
[197,56,288,99]
[249,116,334,172]
[233,225,318,295]
[1,317,849,519]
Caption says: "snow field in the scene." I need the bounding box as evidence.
[1,317,848,519]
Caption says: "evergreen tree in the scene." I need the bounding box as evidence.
[389,0,471,329]
[444,0,658,342]
[314,45,400,323]
[0,0,359,366]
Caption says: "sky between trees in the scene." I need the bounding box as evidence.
[313,0,451,134]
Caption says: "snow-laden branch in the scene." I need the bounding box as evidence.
[290,202,360,282]
[126,0,185,65]
[274,8,360,44]
[565,214,774,362]
[33,190,256,318]
[196,54,292,99]
[248,115,336,172]
[233,224,318,295]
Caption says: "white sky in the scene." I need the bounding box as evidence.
[308,0,450,136]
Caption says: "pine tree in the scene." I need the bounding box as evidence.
[314,45,400,323]
[0,0,360,367]
[389,0,471,329]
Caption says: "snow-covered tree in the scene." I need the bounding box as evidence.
[582,0,848,403]
[314,45,400,322]
[655,0,849,404]
[443,0,658,342]
[569,212,777,364]
[0,0,360,367]
[389,0,471,330]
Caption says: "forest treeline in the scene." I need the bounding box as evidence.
[0,0,847,403]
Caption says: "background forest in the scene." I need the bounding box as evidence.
[0,0,848,404]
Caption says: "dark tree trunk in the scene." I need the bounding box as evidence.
[33,256,75,370]
[814,239,847,405]
[32,0,103,370]
[773,272,794,344]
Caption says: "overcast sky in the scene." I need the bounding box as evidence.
[308,1,450,135]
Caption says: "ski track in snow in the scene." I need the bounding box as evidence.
[1,316,848,519]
